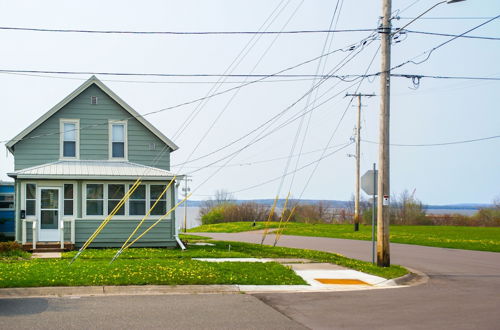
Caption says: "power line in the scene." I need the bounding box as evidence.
[391,74,500,81]
[229,142,353,195]
[0,71,325,84]
[397,16,496,20]
[0,26,375,35]
[173,142,350,168]
[405,29,500,41]
[362,134,500,147]
[0,35,374,145]
[0,69,364,79]
[392,15,500,70]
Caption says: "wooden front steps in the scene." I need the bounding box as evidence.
[23,242,75,252]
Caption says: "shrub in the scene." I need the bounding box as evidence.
[201,206,225,225]
[0,241,23,252]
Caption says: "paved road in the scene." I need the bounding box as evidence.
[195,232,500,329]
[1,232,499,329]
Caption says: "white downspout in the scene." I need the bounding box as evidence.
[173,178,186,250]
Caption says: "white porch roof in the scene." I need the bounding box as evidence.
[8,160,179,180]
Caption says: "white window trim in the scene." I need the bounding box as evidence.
[82,181,172,220]
[108,120,128,160]
[60,119,80,160]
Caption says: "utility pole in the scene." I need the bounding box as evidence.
[182,176,192,233]
[377,0,392,267]
[346,92,375,232]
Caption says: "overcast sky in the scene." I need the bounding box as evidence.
[0,0,499,204]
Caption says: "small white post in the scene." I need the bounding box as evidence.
[71,219,75,245]
[22,220,27,244]
[60,220,65,249]
[32,220,37,250]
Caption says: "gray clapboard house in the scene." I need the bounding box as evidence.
[6,76,182,250]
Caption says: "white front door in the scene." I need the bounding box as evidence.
[38,188,61,242]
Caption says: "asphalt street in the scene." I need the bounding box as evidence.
[1,232,498,329]
[202,232,500,329]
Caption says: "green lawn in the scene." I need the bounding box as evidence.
[62,241,406,279]
[0,239,408,288]
[0,258,305,288]
[190,222,500,252]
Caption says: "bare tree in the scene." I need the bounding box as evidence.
[199,189,235,217]
[390,190,427,225]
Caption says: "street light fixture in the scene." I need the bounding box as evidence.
[376,0,465,267]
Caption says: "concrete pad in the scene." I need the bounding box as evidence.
[31,252,61,259]
[294,269,387,287]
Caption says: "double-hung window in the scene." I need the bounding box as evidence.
[110,121,127,159]
[61,119,79,159]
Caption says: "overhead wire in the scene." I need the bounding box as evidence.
[171,0,291,140]
[179,36,377,174]
[267,0,344,245]
[0,26,375,35]
[362,134,500,147]
[175,0,304,167]
[0,35,371,145]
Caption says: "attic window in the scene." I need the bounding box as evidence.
[91,96,98,105]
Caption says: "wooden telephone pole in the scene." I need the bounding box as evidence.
[346,92,375,232]
[377,0,392,267]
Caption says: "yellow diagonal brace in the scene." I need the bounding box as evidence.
[116,177,177,254]
[79,180,141,251]
[273,192,291,246]
[122,192,192,251]
[260,194,279,245]
[274,204,297,246]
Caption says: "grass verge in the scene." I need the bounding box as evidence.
[0,240,407,288]
[62,240,406,279]
[190,222,500,252]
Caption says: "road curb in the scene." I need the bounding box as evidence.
[382,267,429,287]
[0,285,240,298]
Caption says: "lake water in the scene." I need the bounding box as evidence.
[175,207,202,230]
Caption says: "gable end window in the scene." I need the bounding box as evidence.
[60,119,79,159]
[109,121,127,159]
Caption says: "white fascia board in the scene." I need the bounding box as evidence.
[12,175,177,181]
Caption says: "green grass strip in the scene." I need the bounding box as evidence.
[190,222,500,252]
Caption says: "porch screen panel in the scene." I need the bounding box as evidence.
[25,184,36,216]
[86,184,103,216]
[64,184,74,216]
[108,184,125,216]
[129,184,146,215]
[150,185,167,216]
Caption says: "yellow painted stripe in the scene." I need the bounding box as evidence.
[315,278,371,285]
